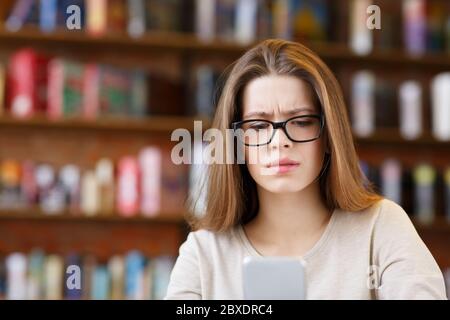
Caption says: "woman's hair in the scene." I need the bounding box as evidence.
[187,39,383,232]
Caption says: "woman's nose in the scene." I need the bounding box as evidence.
[269,128,293,149]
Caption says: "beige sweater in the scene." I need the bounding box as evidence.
[165,199,447,300]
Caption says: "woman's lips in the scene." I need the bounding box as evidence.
[273,163,300,174]
[266,158,300,174]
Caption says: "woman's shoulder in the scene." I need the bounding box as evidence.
[335,198,415,234]
[181,226,242,253]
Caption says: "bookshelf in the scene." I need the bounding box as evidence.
[0,0,449,299]
[1,28,450,69]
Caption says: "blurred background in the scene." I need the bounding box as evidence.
[0,0,449,300]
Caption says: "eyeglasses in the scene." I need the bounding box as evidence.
[232,114,324,146]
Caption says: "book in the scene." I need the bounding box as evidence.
[99,66,130,117]
[81,254,96,300]
[373,0,401,51]
[40,0,57,32]
[57,0,86,30]
[35,164,56,212]
[107,0,127,33]
[82,64,100,119]
[375,78,398,129]
[399,80,422,140]
[108,255,125,300]
[0,63,5,116]
[86,0,107,36]
[195,65,218,118]
[403,0,427,56]
[125,251,145,300]
[426,0,446,52]
[235,0,258,44]
[445,167,450,223]
[413,164,436,225]
[5,253,28,300]
[91,265,110,300]
[20,160,38,207]
[0,160,22,210]
[272,0,290,39]
[430,72,450,141]
[290,0,328,43]
[351,70,376,137]
[129,71,148,117]
[64,253,82,300]
[127,0,146,38]
[256,0,273,39]
[139,147,162,217]
[96,158,115,215]
[0,255,6,299]
[349,0,373,55]
[59,164,81,214]
[5,0,35,31]
[8,49,49,118]
[27,249,45,300]
[47,59,85,119]
[117,156,139,217]
[80,170,99,216]
[152,256,174,300]
[380,159,402,205]
[196,0,216,41]
[145,0,182,32]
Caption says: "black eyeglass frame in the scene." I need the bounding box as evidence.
[232,114,325,147]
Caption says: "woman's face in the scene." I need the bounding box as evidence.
[241,75,326,194]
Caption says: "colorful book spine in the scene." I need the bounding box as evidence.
[27,249,45,300]
[47,59,85,120]
[0,63,4,116]
[403,0,427,56]
[399,80,422,140]
[127,0,146,38]
[64,253,82,300]
[351,70,376,137]
[350,0,373,55]
[91,266,110,300]
[413,164,436,225]
[6,253,27,300]
[430,72,450,141]
[5,0,35,31]
[196,0,216,41]
[445,167,450,223]
[40,0,57,32]
[86,0,107,36]
[380,159,402,205]
[235,0,257,44]
[129,71,148,117]
[80,170,99,216]
[125,251,145,300]
[59,165,81,214]
[117,156,139,217]
[139,147,161,217]
[20,160,38,206]
[8,49,49,118]
[96,158,115,215]
[82,64,100,119]
[108,255,125,300]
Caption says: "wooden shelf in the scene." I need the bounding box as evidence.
[0,209,186,225]
[0,28,449,69]
[0,115,210,133]
[355,129,450,147]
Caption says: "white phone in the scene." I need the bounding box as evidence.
[242,256,306,300]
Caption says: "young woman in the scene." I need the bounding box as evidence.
[165,39,447,300]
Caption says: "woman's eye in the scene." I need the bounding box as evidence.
[292,120,312,127]
[248,122,270,130]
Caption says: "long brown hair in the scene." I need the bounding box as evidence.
[187,39,382,232]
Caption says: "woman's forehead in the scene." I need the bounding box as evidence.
[242,75,318,117]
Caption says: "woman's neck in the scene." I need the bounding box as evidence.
[244,182,333,256]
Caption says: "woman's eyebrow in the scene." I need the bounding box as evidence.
[243,107,315,119]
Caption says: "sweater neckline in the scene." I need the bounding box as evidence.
[237,208,339,261]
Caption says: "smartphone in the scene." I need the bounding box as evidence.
[242,256,306,300]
